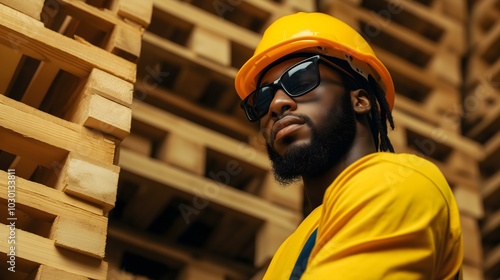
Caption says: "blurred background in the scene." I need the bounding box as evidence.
[0,0,498,279]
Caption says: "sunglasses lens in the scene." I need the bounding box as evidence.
[281,60,319,96]
[242,57,320,121]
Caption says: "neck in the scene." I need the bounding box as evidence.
[302,121,376,212]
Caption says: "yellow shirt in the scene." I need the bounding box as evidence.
[263,153,463,280]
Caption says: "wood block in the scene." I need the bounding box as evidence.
[0,95,116,166]
[172,67,211,102]
[260,173,303,211]
[51,215,107,259]
[284,0,315,11]
[55,153,120,212]
[0,0,44,20]
[187,26,231,66]
[440,0,467,22]
[68,91,131,140]
[119,149,301,230]
[156,133,206,175]
[483,169,500,209]
[105,23,143,63]
[178,264,226,280]
[0,43,23,95]
[83,68,134,107]
[29,264,90,279]
[461,215,484,267]
[120,133,152,156]
[462,264,484,280]
[0,4,136,82]
[482,209,500,242]
[0,227,108,279]
[118,0,153,27]
[485,242,500,278]
[255,221,293,267]
[453,184,484,219]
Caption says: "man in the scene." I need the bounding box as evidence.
[234,12,463,279]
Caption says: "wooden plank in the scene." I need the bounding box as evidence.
[153,0,260,49]
[156,133,206,175]
[0,227,108,279]
[118,149,301,230]
[108,222,251,279]
[118,0,153,27]
[0,95,116,166]
[9,156,38,180]
[462,264,485,280]
[485,242,500,277]
[187,26,230,66]
[461,215,484,267]
[54,153,120,212]
[178,264,226,280]
[0,3,136,82]
[392,109,485,161]
[482,209,500,242]
[21,61,60,108]
[483,169,500,208]
[453,184,484,219]
[132,101,269,170]
[30,265,90,280]
[0,43,23,95]
[0,0,44,20]
[120,132,152,156]
[0,169,102,215]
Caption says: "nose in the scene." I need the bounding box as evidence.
[267,89,297,120]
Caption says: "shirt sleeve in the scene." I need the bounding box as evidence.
[301,154,462,280]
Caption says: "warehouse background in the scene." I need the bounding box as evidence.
[0,0,498,279]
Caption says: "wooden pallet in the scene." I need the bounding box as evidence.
[469,0,500,49]
[326,0,463,88]
[466,21,500,87]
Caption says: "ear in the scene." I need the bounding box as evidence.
[350,89,371,115]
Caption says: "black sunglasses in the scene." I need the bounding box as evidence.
[241,55,351,122]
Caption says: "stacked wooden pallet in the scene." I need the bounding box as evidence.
[0,0,151,278]
[325,0,486,279]
[105,0,313,279]
[467,1,500,279]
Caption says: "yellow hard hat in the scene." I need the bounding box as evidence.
[234,12,395,111]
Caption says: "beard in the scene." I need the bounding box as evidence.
[266,92,356,185]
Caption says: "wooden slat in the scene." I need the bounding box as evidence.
[156,133,206,174]
[108,222,253,279]
[9,156,38,180]
[0,3,136,82]
[485,242,500,278]
[482,169,500,208]
[0,95,116,166]
[21,61,60,108]
[132,101,268,170]
[30,265,90,280]
[461,215,484,268]
[153,0,260,49]
[0,43,23,95]
[118,0,153,27]
[0,226,108,279]
[482,209,500,242]
[118,148,300,230]
[0,0,44,20]
[187,26,231,66]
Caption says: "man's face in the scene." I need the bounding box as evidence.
[258,57,357,185]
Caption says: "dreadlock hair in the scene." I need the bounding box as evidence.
[321,56,395,153]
